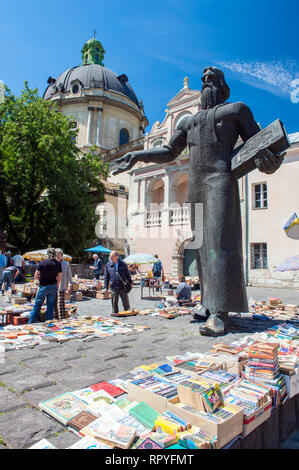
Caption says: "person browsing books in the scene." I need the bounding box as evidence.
[28,248,62,323]
[1,265,19,295]
[90,254,102,280]
[104,250,132,317]
[165,274,192,307]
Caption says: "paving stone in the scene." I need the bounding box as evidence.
[50,350,83,362]
[67,357,116,375]
[23,385,67,407]
[47,430,81,449]
[5,349,47,362]
[22,357,71,375]
[0,359,23,376]
[38,343,63,351]
[1,370,54,394]
[49,369,96,389]
[0,387,28,412]
[0,407,61,449]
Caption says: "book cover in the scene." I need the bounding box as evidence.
[29,438,56,449]
[129,402,160,430]
[136,438,164,449]
[81,416,136,449]
[90,381,125,397]
[68,437,112,449]
[68,411,97,432]
[39,393,87,425]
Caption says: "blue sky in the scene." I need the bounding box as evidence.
[1,0,299,133]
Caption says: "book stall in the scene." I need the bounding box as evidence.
[33,320,299,450]
[0,315,149,350]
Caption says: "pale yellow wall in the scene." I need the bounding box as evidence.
[248,147,299,285]
[101,104,139,150]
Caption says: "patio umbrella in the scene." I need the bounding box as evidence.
[84,245,112,254]
[123,253,159,265]
[275,255,299,272]
[23,249,72,262]
[284,213,299,240]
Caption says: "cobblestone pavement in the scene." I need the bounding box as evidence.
[0,286,298,449]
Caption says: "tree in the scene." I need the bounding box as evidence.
[0,83,108,255]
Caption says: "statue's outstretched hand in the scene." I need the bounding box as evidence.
[112,152,138,175]
[255,148,285,175]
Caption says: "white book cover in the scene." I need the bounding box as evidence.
[68,437,112,449]
[29,439,56,449]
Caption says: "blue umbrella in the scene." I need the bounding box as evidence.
[275,255,299,272]
[84,245,112,254]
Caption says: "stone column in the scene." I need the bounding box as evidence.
[86,106,94,145]
[95,107,103,147]
[161,173,170,227]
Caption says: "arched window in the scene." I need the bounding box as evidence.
[152,139,164,148]
[119,128,129,146]
[95,54,99,64]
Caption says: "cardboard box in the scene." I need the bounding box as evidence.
[74,292,83,301]
[65,292,71,301]
[128,381,173,413]
[166,398,243,449]
[72,282,79,292]
[96,291,112,300]
[242,397,272,436]
[13,297,27,305]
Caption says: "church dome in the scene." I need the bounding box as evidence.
[43,36,141,108]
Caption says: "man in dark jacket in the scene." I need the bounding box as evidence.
[104,250,132,316]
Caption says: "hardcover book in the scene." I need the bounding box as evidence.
[90,381,125,397]
[129,402,160,430]
[68,411,97,432]
[39,393,87,425]
[68,437,112,449]
[81,416,136,449]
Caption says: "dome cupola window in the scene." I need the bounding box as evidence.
[119,128,129,146]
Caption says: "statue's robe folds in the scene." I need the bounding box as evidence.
[182,105,248,313]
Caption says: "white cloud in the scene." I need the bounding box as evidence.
[218,59,299,97]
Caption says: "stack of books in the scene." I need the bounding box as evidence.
[225,379,270,410]
[243,342,288,405]
[245,342,280,380]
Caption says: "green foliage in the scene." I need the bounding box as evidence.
[0,83,108,255]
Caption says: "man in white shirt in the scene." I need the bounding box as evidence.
[13,251,24,269]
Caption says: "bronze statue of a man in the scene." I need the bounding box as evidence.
[113,67,284,336]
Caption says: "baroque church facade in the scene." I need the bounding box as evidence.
[43,36,148,253]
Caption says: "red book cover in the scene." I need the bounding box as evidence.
[90,381,125,397]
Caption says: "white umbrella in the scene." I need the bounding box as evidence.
[123,253,159,265]
[23,249,72,262]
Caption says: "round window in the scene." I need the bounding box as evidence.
[72,84,79,94]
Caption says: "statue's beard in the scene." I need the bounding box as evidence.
[201,84,222,109]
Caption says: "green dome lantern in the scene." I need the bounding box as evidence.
[81,34,105,66]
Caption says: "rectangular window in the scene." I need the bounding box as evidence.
[253,183,268,209]
[251,243,268,269]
